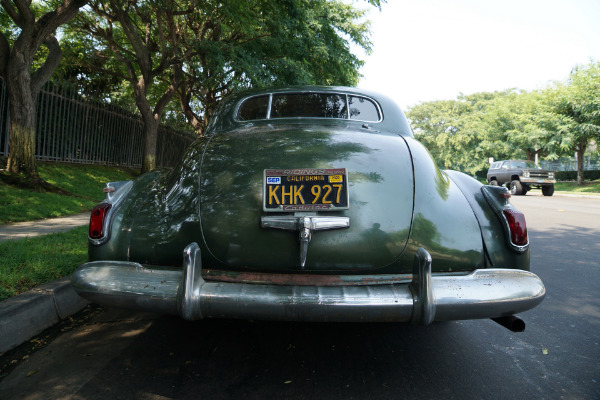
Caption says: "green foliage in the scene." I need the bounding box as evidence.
[407,60,600,177]
[550,62,600,152]
[60,0,373,136]
[0,226,88,301]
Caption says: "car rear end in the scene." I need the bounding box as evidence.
[72,88,545,329]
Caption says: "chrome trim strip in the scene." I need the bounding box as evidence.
[72,245,545,323]
[261,215,350,231]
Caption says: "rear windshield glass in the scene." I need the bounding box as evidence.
[512,161,540,169]
[271,93,347,119]
[236,92,380,122]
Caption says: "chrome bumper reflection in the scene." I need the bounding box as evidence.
[71,244,545,323]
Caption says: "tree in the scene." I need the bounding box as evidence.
[550,61,600,184]
[407,89,567,176]
[473,90,562,164]
[0,0,88,181]
[77,0,190,173]
[71,0,373,166]
[407,98,487,174]
[173,0,372,136]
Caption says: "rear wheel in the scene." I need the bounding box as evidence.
[510,180,523,195]
[542,184,554,196]
[489,179,499,186]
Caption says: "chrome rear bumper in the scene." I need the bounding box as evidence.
[71,244,545,324]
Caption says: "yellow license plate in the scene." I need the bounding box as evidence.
[263,168,349,212]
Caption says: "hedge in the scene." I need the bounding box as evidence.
[555,170,600,181]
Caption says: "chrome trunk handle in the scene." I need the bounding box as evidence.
[261,215,350,268]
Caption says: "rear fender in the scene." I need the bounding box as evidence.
[444,170,530,271]
[399,138,484,272]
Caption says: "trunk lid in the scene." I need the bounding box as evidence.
[199,122,414,272]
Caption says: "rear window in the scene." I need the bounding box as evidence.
[348,96,379,121]
[271,93,347,119]
[237,95,270,121]
[236,92,381,122]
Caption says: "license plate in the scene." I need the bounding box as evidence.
[263,168,349,212]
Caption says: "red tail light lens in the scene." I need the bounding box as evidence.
[90,203,112,239]
[502,209,528,246]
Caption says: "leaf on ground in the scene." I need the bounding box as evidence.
[26,369,39,377]
[542,348,549,355]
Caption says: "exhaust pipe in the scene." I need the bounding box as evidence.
[491,316,526,332]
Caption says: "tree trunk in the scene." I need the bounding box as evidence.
[5,50,37,176]
[141,115,159,173]
[576,142,586,185]
[525,149,534,161]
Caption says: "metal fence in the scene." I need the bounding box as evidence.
[0,78,196,168]
[541,156,600,171]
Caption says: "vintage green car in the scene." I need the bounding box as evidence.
[72,87,545,331]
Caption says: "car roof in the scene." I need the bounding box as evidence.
[206,85,414,138]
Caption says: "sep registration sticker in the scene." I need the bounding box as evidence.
[263,168,349,212]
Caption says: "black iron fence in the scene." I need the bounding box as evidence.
[0,78,196,168]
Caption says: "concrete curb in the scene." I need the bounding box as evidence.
[0,277,89,354]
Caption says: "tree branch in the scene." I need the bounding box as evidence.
[30,34,62,95]
[1,0,25,27]
[111,1,151,77]
[34,0,89,50]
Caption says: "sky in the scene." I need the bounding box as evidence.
[356,0,600,109]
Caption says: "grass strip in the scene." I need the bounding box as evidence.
[554,181,600,193]
[37,163,138,200]
[0,226,88,301]
[0,162,137,224]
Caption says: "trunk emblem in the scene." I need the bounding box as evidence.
[261,215,350,268]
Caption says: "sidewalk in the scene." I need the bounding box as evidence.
[0,212,90,242]
[0,213,91,353]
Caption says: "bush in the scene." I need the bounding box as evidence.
[555,170,600,181]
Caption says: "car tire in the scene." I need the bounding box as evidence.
[542,184,554,196]
[510,180,523,195]
[489,180,499,186]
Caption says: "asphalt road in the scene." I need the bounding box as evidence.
[1,194,599,400]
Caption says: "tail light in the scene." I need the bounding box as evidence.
[481,185,529,253]
[89,203,112,239]
[503,208,528,246]
[89,181,133,245]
